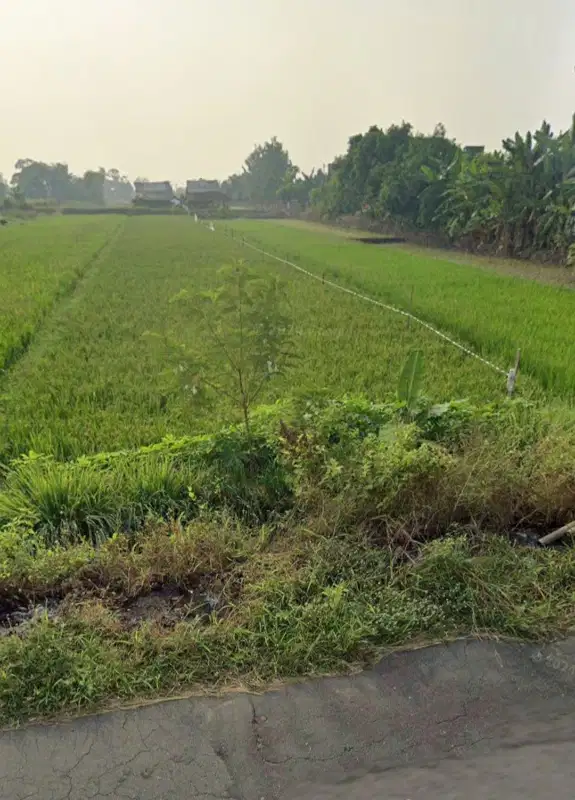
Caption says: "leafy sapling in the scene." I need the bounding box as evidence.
[155,260,295,433]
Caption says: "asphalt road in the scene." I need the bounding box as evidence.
[2,637,575,799]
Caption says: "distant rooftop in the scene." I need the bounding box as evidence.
[186,179,221,194]
[134,181,173,192]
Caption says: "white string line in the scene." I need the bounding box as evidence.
[212,224,509,378]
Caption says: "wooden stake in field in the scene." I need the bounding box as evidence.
[507,349,521,397]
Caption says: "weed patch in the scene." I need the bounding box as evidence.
[0,398,575,724]
[1,526,575,725]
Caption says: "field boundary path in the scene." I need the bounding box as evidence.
[3,637,575,798]
[213,223,513,386]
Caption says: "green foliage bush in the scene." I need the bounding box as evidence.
[1,396,574,546]
[311,118,575,262]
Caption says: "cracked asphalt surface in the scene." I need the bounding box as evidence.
[2,637,575,798]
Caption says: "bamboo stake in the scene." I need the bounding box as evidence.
[539,520,575,546]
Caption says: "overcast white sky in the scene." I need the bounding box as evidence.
[1,0,574,182]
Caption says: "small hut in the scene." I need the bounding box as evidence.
[185,179,228,209]
[133,181,174,206]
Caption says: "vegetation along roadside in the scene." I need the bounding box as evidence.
[1,212,574,726]
[2,389,575,724]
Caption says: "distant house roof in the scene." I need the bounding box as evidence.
[134,181,174,197]
[185,179,228,206]
[186,179,222,194]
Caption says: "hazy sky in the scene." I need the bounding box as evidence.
[1,0,574,183]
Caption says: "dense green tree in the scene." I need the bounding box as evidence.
[11,159,53,199]
[278,167,326,208]
[10,160,133,206]
[242,137,292,206]
[312,123,414,217]
[311,116,575,261]
[222,172,250,203]
[103,169,134,205]
[82,168,106,205]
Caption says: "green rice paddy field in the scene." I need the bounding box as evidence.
[0,214,573,461]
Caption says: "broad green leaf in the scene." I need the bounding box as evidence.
[398,350,424,411]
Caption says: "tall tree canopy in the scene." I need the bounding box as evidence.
[243,137,291,205]
[311,117,575,261]
[103,169,134,205]
[240,138,292,206]
[10,160,133,206]
[224,138,323,209]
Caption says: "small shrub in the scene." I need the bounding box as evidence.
[151,261,295,433]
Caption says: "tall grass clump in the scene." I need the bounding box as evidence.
[1,397,574,547]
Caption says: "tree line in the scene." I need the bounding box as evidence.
[0,162,133,207]
[3,114,574,262]
[226,117,575,262]
[222,137,327,208]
